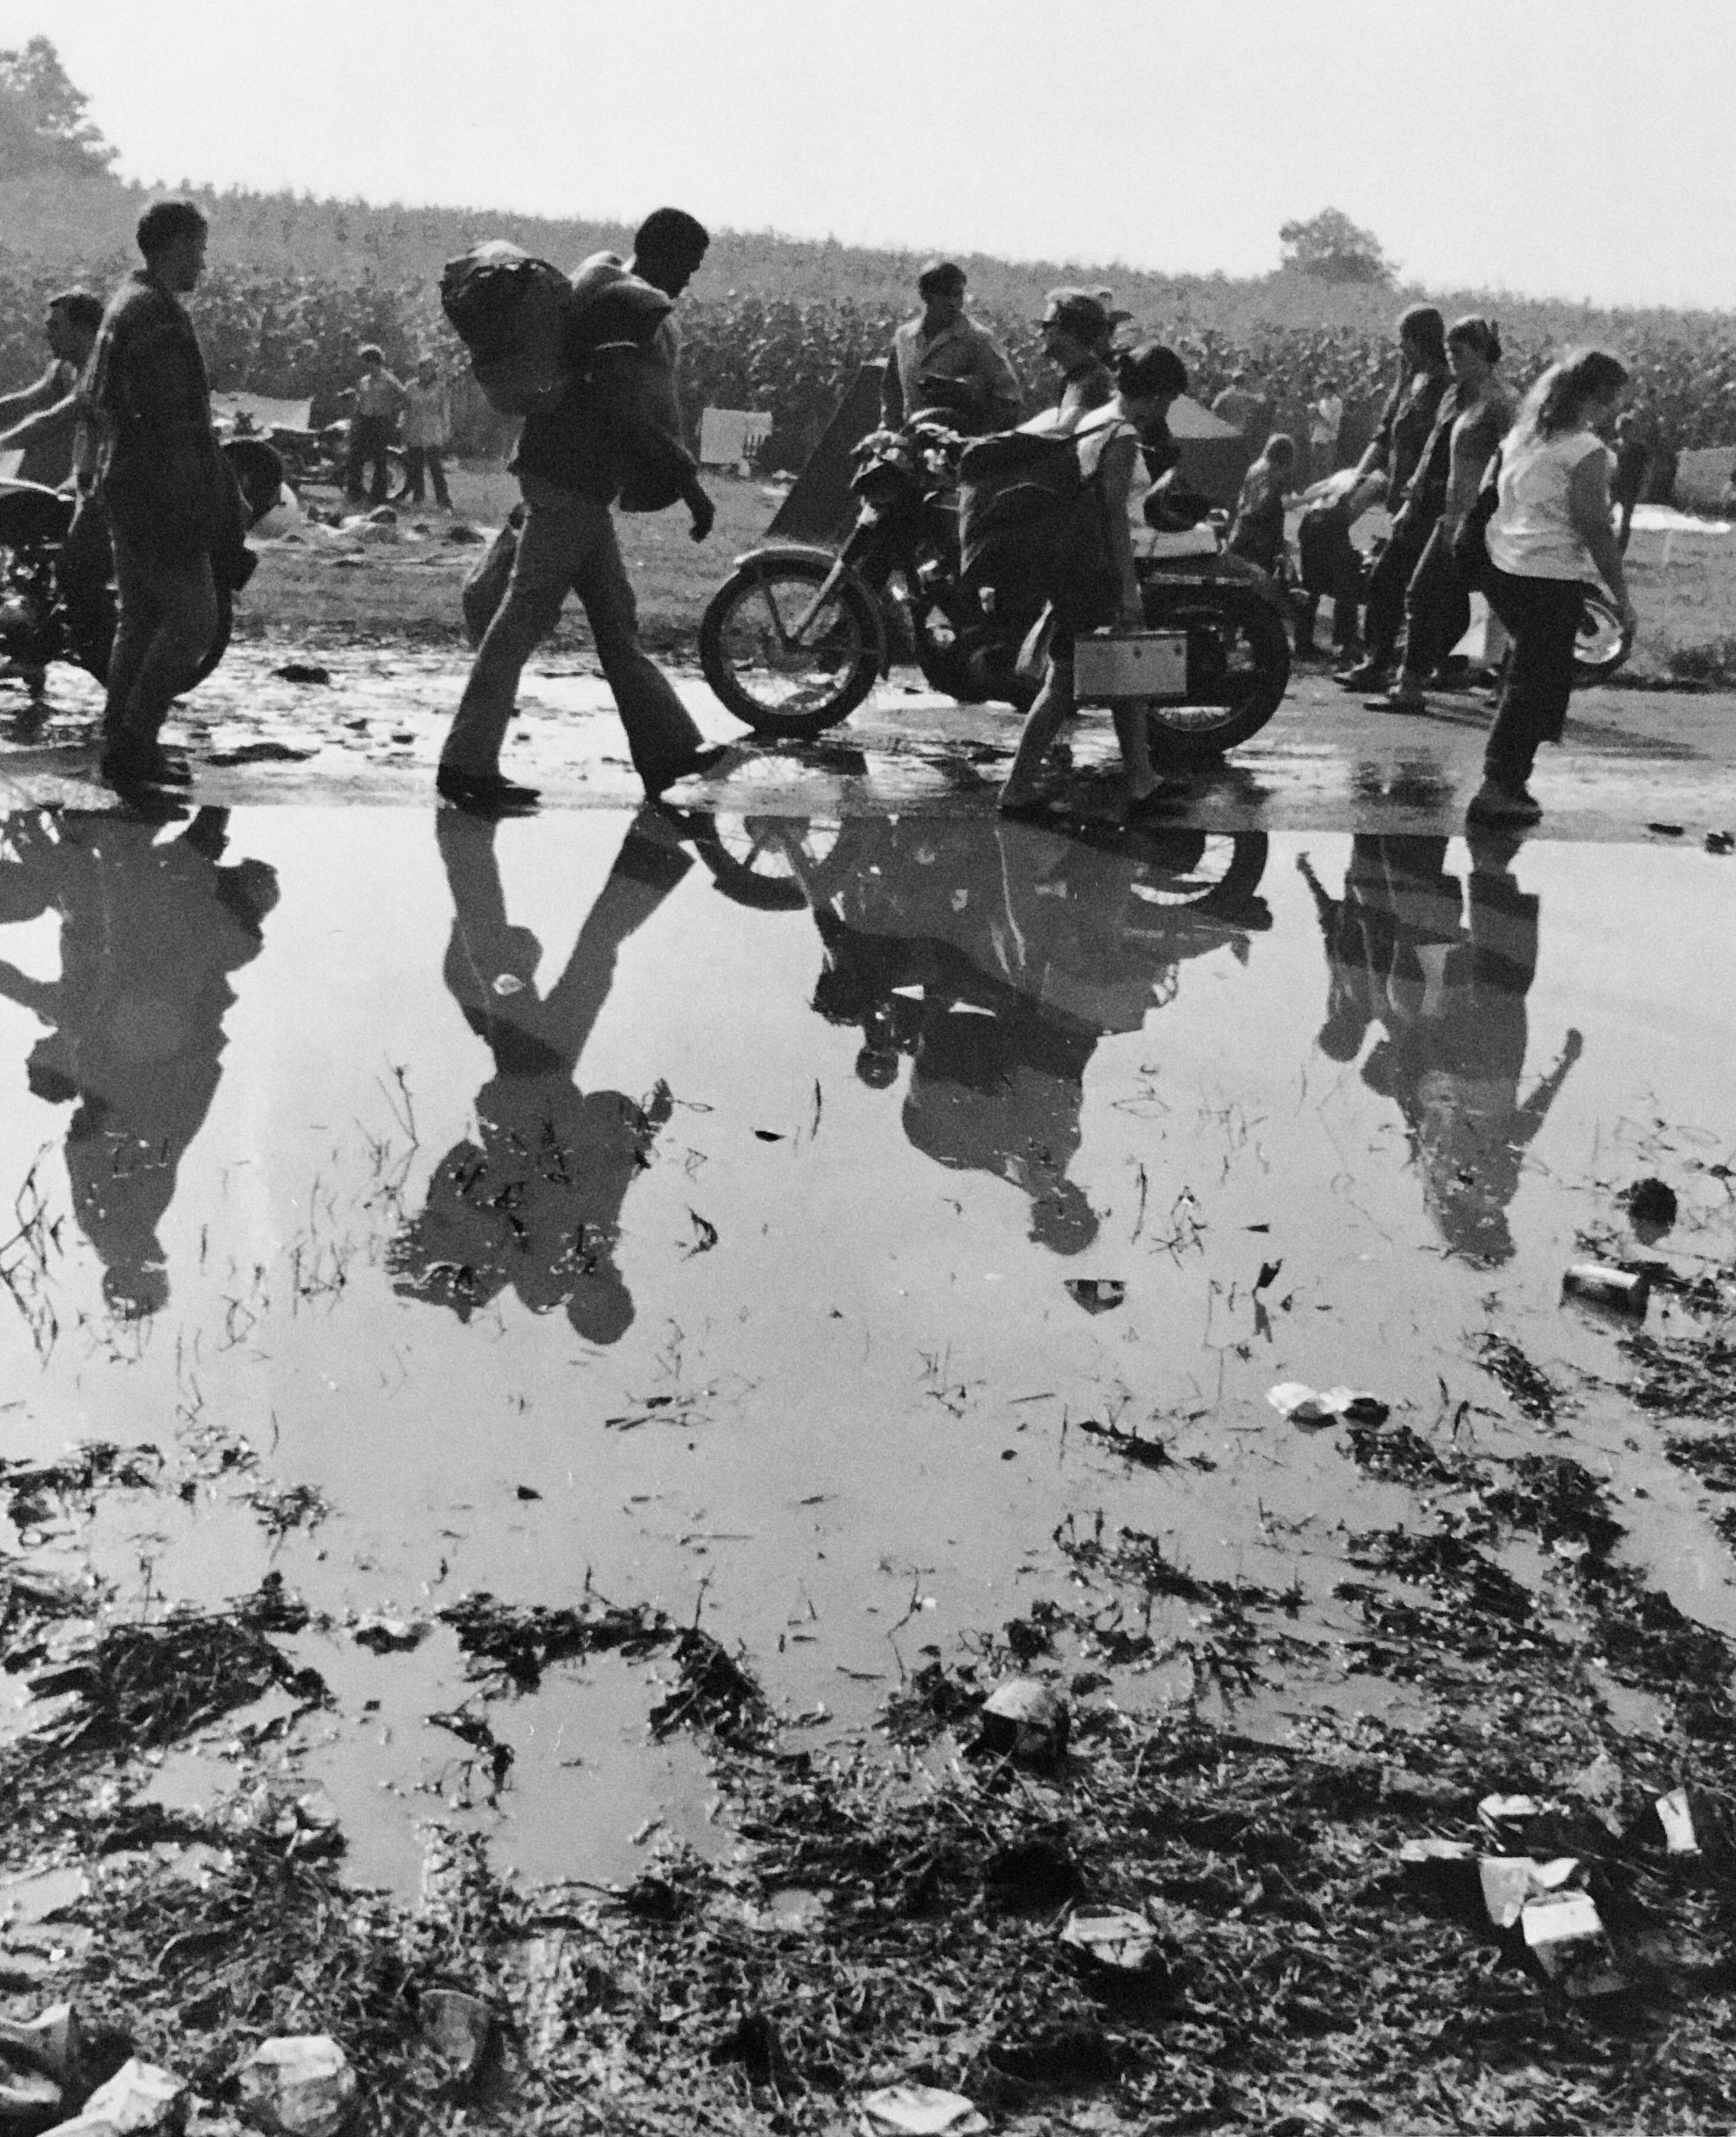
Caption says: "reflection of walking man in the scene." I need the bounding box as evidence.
[1299,833,1579,1261]
[390,807,691,1342]
[0,806,278,1317]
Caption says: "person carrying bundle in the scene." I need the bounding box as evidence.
[437,207,728,811]
[988,328,1189,821]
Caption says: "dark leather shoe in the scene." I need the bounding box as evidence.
[436,765,540,812]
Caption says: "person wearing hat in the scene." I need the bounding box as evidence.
[881,260,1021,435]
[998,341,1189,821]
[1024,289,1120,433]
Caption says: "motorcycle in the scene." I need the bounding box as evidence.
[0,438,284,689]
[697,419,1292,767]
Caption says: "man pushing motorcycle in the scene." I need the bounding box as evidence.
[880,260,1022,436]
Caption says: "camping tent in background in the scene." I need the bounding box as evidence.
[771,363,1258,542]
[1165,393,1250,507]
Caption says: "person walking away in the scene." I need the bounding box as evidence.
[1336,306,1450,688]
[1376,317,1513,711]
[400,356,452,508]
[881,260,1022,436]
[1466,348,1636,826]
[998,341,1189,820]
[1609,410,1649,552]
[86,199,240,790]
[345,346,406,504]
[1226,432,1295,581]
[439,206,726,811]
[0,289,111,680]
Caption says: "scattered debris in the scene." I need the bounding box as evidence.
[234,2036,357,2136]
[1563,1262,1651,1314]
[350,1614,428,1655]
[203,743,317,766]
[417,1989,494,2082]
[1647,821,1685,836]
[1624,1176,1679,1231]
[1521,1888,1625,1998]
[271,663,332,686]
[1064,1278,1126,1314]
[1266,1381,1388,1426]
[969,1678,1068,1765]
[50,2058,185,2135]
[859,2083,988,2135]
[1706,830,1734,853]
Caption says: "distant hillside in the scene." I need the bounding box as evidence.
[3,161,1732,355]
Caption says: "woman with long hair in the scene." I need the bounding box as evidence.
[1468,348,1636,825]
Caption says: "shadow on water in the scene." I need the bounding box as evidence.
[1,801,1734,1890]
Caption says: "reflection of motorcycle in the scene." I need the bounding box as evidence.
[698,420,1292,763]
[0,438,284,686]
[684,810,1270,1249]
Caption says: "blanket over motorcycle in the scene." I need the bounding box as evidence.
[957,408,1127,637]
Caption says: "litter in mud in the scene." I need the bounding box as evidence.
[859,2084,988,2135]
[1064,1278,1125,1314]
[1563,1261,1651,1313]
[1266,1381,1389,1426]
[235,2035,356,2136]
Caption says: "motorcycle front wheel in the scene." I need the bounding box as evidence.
[699,556,882,739]
[1138,583,1291,768]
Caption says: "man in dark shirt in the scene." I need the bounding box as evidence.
[439,207,725,810]
[87,199,235,788]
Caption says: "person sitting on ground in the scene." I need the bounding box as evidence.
[344,345,407,506]
[1375,316,1514,712]
[1468,347,1636,826]
[1226,431,1295,580]
[881,260,1022,436]
[998,340,1189,823]
[1336,305,1450,689]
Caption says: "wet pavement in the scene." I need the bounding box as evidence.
[2,655,1735,1902]
[5,645,1736,839]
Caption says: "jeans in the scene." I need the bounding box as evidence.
[103,527,220,756]
[345,415,396,503]
[61,490,114,677]
[1481,567,1587,786]
[1360,511,1433,667]
[443,474,704,792]
[402,446,450,507]
[1398,520,1472,682]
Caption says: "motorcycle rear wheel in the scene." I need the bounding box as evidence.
[1137,583,1291,767]
[699,556,882,738]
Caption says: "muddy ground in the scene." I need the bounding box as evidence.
[3,618,1736,2134]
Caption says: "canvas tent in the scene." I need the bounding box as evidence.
[770,363,1255,542]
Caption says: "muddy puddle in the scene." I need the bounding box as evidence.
[1,804,1733,1899]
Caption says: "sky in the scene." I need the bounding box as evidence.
[8,0,1736,310]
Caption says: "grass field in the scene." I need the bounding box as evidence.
[238,460,1736,688]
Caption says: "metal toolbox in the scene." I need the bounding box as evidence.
[1073,630,1189,703]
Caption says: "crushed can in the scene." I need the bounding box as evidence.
[1562,1263,1649,1314]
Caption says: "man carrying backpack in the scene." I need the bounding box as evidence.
[438,207,726,811]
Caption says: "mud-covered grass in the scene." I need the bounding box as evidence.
[7,1355,1736,2133]
[232,466,779,660]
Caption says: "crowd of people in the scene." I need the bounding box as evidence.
[0,199,1647,834]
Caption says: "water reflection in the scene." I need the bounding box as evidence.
[750,815,1270,1252]
[0,806,278,1316]
[390,805,692,1342]
[1298,830,1580,1262]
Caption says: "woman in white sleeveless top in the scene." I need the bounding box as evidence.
[1469,348,1636,825]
